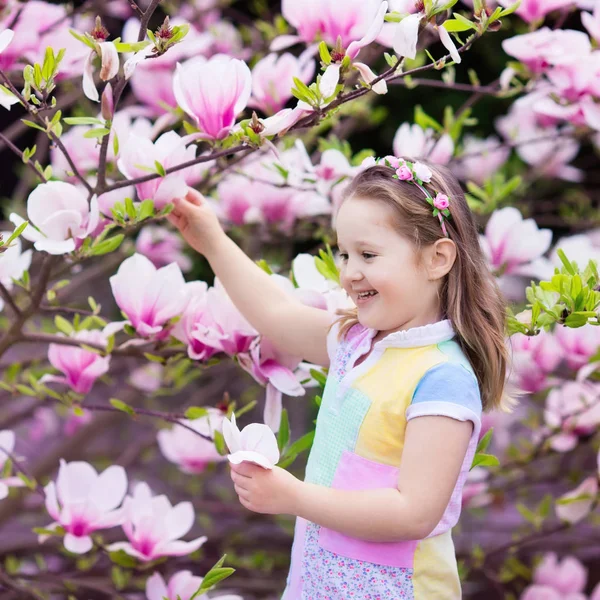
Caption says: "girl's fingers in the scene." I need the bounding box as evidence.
[185,187,204,206]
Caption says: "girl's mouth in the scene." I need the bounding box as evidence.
[356,290,378,305]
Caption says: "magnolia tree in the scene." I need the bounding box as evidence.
[0,0,600,597]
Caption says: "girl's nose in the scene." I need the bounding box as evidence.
[343,259,364,282]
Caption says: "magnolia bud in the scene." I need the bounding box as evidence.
[101,83,114,120]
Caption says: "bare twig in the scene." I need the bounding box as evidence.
[0,282,22,317]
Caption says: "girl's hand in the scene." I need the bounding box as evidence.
[230,463,302,515]
[167,188,226,257]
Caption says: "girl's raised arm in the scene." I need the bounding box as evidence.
[169,189,332,367]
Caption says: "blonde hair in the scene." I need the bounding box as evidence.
[334,162,510,412]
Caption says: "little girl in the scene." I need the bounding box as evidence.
[168,157,509,599]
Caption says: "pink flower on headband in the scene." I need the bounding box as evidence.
[396,165,413,180]
[383,155,401,169]
[433,193,450,210]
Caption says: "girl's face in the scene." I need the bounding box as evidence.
[336,197,442,335]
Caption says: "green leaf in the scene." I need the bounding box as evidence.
[277,409,290,451]
[443,18,474,32]
[138,199,154,221]
[22,119,46,132]
[54,315,74,335]
[109,398,136,417]
[15,384,37,397]
[154,160,166,177]
[285,430,315,458]
[125,197,137,220]
[83,128,111,139]
[471,453,500,469]
[64,117,105,126]
[213,430,227,455]
[309,368,327,388]
[190,556,234,598]
[109,550,138,568]
[414,105,443,133]
[69,29,97,50]
[256,259,273,274]
[475,428,493,454]
[114,40,151,53]
[185,407,209,420]
[318,41,331,65]
[90,234,124,256]
[6,220,29,245]
[556,249,576,275]
[498,0,522,17]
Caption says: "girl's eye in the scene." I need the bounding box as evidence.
[338,253,349,261]
[362,252,376,260]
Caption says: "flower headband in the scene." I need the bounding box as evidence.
[362,155,452,237]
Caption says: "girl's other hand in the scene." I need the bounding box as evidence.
[167,188,226,257]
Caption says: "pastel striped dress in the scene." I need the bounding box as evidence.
[282,320,482,599]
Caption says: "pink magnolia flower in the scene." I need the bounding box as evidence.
[533,553,587,595]
[107,482,207,561]
[130,65,179,114]
[582,5,600,42]
[222,413,280,469]
[213,174,327,232]
[9,182,99,255]
[393,122,454,165]
[454,135,510,185]
[0,30,19,110]
[249,53,315,115]
[64,409,93,436]
[521,585,585,600]
[498,0,575,24]
[0,1,65,71]
[496,91,584,182]
[83,41,119,102]
[545,381,600,452]
[171,281,219,361]
[128,363,164,392]
[40,329,111,395]
[190,281,258,356]
[52,111,153,181]
[480,207,552,277]
[135,225,192,272]
[554,324,600,370]
[117,131,195,209]
[238,337,305,431]
[157,409,227,474]
[0,430,25,500]
[173,55,252,140]
[275,0,386,50]
[146,570,243,600]
[0,231,32,312]
[109,253,189,338]
[555,477,598,524]
[502,28,591,74]
[509,331,563,394]
[433,193,449,210]
[42,459,127,553]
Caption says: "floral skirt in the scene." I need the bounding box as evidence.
[298,522,414,600]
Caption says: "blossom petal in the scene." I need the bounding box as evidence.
[83,51,99,102]
[158,536,207,557]
[64,533,93,554]
[437,25,461,64]
[393,13,420,59]
[164,501,194,541]
[264,383,283,433]
[145,572,169,600]
[320,63,341,99]
[89,465,127,512]
[353,62,388,95]
[0,29,14,54]
[228,450,275,469]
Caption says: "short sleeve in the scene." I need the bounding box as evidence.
[406,363,482,429]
